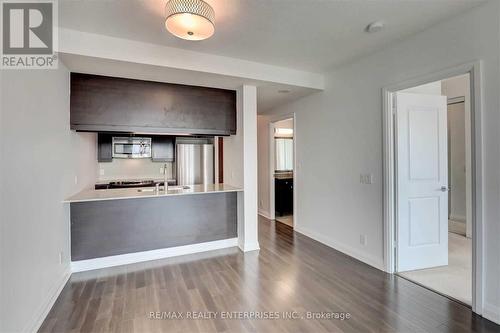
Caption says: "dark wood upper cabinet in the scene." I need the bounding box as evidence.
[152,136,175,162]
[97,133,113,162]
[70,73,237,135]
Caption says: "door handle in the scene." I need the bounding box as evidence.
[440,186,448,192]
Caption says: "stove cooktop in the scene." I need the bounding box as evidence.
[95,180,157,190]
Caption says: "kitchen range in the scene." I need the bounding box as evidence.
[64,73,242,270]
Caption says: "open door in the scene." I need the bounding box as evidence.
[396,92,448,272]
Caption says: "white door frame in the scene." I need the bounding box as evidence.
[269,113,297,226]
[383,61,483,314]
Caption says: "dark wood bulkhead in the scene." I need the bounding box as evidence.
[70,73,237,135]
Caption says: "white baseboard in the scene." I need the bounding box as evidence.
[258,209,272,220]
[449,219,466,236]
[71,238,239,273]
[238,241,260,252]
[25,267,71,333]
[483,302,500,325]
[449,214,466,223]
[294,226,385,271]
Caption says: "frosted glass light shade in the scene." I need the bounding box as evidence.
[165,0,215,41]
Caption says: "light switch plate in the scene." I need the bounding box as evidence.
[360,174,374,184]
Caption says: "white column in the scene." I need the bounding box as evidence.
[238,85,259,252]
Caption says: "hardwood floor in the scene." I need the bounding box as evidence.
[39,217,499,333]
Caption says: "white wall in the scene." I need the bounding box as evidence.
[401,80,442,95]
[0,65,96,332]
[224,86,259,252]
[447,102,467,221]
[262,0,500,323]
[0,69,4,333]
[59,29,324,90]
[224,105,244,189]
[257,115,271,217]
[98,159,174,182]
[274,118,294,130]
[442,74,472,238]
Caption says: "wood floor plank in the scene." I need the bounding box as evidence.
[38,217,499,333]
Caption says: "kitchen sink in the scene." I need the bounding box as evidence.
[168,185,191,191]
[137,188,155,193]
[137,185,190,193]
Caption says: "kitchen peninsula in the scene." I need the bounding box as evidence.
[66,184,241,269]
[63,73,252,272]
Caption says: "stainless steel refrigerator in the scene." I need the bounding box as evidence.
[176,143,214,185]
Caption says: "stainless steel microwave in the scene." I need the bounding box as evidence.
[112,137,152,159]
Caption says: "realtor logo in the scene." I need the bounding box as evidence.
[1,0,58,69]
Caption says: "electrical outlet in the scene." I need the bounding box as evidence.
[74,176,78,185]
[99,168,105,176]
[160,167,164,174]
[59,251,64,264]
[360,235,367,246]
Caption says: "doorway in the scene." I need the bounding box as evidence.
[383,62,483,314]
[270,117,295,228]
[395,74,472,305]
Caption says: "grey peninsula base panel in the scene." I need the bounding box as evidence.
[71,192,237,261]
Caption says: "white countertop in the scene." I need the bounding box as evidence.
[64,183,243,203]
[274,172,293,179]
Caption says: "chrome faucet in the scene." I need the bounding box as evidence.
[163,163,169,192]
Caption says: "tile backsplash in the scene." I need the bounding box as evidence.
[98,159,174,181]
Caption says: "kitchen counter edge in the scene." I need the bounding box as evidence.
[64,184,243,204]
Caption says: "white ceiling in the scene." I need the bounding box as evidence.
[59,0,484,73]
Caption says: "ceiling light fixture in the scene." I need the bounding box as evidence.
[165,0,215,41]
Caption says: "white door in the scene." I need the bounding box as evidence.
[396,92,448,272]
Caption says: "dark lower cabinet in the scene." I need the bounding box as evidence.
[70,193,238,261]
[275,178,293,216]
